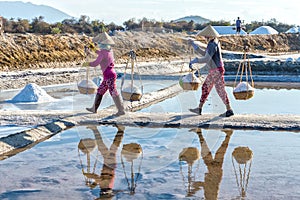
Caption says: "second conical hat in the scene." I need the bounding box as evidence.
[197,25,220,37]
[92,32,115,45]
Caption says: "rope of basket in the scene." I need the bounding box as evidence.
[120,50,143,102]
[233,51,254,100]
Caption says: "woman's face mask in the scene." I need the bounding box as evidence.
[97,42,110,50]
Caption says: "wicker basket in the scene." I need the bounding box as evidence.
[181,82,201,90]
[78,79,98,94]
[78,86,97,94]
[121,91,142,101]
[233,90,254,100]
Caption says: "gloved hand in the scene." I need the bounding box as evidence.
[82,62,90,67]
[189,57,199,70]
[189,62,194,70]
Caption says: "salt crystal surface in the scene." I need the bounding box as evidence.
[234,81,254,93]
[9,83,56,103]
[181,73,201,83]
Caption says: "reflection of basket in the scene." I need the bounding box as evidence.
[121,91,142,101]
[121,143,142,162]
[179,147,200,165]
[78,138,96,154]
[232,146,253,164]
[233,90,254,100]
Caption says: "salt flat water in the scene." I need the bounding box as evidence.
[0,125,299,199]
[0,79,299,115]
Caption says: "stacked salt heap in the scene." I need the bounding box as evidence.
[233,81,254,92]
[10,83,56,103]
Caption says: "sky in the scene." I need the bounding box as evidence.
[1,0,300,26]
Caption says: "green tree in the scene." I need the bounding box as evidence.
[51,27,61,34]
[31,16,51,34]
[123,18,139,30]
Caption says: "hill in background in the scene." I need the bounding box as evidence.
[173,15,210,24]
[0,1,72,23]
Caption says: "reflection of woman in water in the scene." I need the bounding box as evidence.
[192,128,233,200]
[86,125,125,199]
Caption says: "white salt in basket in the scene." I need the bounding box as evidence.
[233,81,254,100]
[121,85,142,101]
[78,79,98,94]
[179,72,202,90]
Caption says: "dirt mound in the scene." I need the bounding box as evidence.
[1,31,300,72]
[218,33,300,53]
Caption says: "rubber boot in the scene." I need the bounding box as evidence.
[112,95,125,116]
[86,94,102,113]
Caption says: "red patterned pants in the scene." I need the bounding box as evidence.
[97,77,119,97]
[200,68,230,105]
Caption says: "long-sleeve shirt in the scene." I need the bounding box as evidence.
[89,49,116,80]
[191,39,224,71]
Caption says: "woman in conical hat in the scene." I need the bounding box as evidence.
[189,25,234,117]
[83,32,125,116]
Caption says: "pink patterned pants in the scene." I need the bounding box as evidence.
[200,68,230,105]
[97,77,119,97]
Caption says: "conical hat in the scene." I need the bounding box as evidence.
[197,25,220,37]
[92,32,115,45]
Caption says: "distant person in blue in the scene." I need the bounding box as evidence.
[236,17,242,34]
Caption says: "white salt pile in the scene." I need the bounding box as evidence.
[10,83,56,103]
[249,26,278,35]
[285,26,300,34]
[181,73,201,83]
[122,85,141,93]
[234,81,255,93]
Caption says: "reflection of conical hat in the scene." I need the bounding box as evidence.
[92,32,115,45]
[197,25,220,37]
